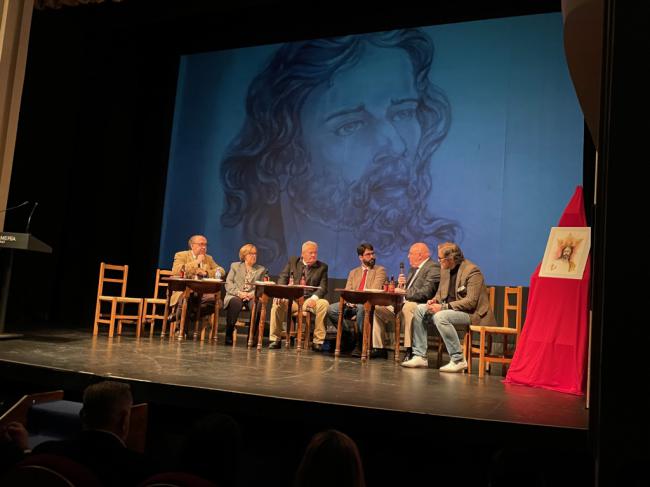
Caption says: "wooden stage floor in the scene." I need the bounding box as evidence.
[0,327,588,431]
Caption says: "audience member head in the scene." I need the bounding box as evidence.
[80,381,133,442]
[294,430,365,487]
[179,412,243,487]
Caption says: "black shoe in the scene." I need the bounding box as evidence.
[269,340,282,350]
[311,343,323,352]
[350,347,362,358]
[402,347,413,363]
[225,325,234,346]
[369,348,388,359]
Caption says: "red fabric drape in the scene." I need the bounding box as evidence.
[504,186,590,395]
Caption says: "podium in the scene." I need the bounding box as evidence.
[0,232,52,338]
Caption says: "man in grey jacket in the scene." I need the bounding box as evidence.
[402,242,496,371]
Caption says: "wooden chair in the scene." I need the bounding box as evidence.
[93,263,143,337]
[141,269,173,337]
[279,311,313,349]
[468,286,523,378]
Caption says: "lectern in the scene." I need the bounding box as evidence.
[0,232,52,338]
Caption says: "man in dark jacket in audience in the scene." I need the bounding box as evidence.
[33,381,158,486]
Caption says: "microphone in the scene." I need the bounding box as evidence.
[25,202,38,233]
[0,201,29,213]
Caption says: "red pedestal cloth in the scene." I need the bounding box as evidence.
[504,186,590,395]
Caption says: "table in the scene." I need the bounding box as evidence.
[334,289,405,362]
[249,282,319,351]
[161,278,223,341]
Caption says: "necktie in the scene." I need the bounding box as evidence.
[406,268,417,289]
[358,268,368,290]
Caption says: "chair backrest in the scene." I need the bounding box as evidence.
[137,471,218,487]
[96,262,129,299]
[503,286,524,333]
[488,286,495,312]
[1,453,102,487]
[152,269,173,299]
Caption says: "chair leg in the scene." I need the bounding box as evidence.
[93,300,101,335]
[108,300,117,338]
[478,329,486,378]
[304,313,312,349]
[135,302,142,338]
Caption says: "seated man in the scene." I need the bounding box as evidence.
[402,242,496,371]
[269,241,329,352]
[372,242,440,360]
[33,381,159,486]
[171,234,226,337]
[326,243,386,355]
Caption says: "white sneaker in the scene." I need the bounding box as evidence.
[439,358,468,373]
[400,355,429,368]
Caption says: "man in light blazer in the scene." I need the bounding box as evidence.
[372,242,440,360]
[327,243,386,355]
[403,242,496,371]
[224,243,266,345]
[171,235,226,336]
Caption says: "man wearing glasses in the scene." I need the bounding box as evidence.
[326,243,387,356]
[171,235,226,337]
[402,242,495,371]
[371,242,440,360]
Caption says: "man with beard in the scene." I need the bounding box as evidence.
[219,28,460,275]
[268,241,330,351]
[326,243,387,355]
[370,242,440,360]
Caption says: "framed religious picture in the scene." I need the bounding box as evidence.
[539,227,591,279]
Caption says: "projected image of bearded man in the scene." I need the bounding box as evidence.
[220,29,461,272]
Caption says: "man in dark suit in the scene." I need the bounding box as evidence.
[269,241,330,351]
[372,242,440,360]
[33,381,158,486]
[326,243,387,354]
[402,242,496,371]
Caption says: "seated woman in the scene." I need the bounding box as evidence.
[223,244,266,345]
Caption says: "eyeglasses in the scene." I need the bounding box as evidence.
[437,256,449,262]
[192,242,208,247]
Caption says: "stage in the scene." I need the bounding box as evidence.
[0,326,593,485]
[0,326,588,426]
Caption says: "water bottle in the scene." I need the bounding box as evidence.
[289,271,295,285]
[388,275,396,293]
[383,279,389,292]
[299,268,306,286]
[215,268,221,280]
[263,269,270,282]
[180,265,185,278]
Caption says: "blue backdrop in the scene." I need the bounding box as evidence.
[160,13,583,286]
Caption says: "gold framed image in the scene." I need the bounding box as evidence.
[538,227,591,279]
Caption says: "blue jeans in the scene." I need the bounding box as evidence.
[412,304,470,363]
[327,302,364,336]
